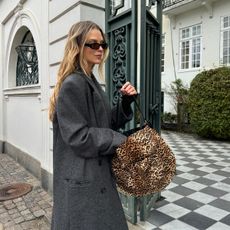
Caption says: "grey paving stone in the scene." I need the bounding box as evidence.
[10,212,21,219]
[200,187,228,197]
[14,216,25,224]
[174,197,204,211]
[170,185,196,196]
[20,209,31,216]
[147,210,174,227]
[179,212,216,229]
[33,210,45,218]
[220,214,230,226]
[209,199,230,212]
[17,205,27,212]
[23,214,35,221]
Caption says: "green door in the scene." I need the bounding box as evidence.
[105,0,163,224]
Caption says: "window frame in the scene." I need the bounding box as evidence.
[220,15,230,66]
[179,24,202,71]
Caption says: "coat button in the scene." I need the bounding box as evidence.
[100,187,106,194]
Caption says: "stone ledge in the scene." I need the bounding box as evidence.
[4,142,41,180]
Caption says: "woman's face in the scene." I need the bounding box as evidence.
[83,29,106,72]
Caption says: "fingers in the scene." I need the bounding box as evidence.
[120,82,137,96]
[121,82,130,89]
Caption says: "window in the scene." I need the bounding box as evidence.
[220,16,230,65]
[161,34,165,72]
[179,24,202,70]
[15,31,38,86]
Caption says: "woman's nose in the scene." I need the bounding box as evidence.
[98,46,104,51]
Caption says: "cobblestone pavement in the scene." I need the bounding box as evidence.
[0,153,52,230]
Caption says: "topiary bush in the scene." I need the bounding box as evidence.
[188,67,230,140]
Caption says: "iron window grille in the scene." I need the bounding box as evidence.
[15,31,38,86]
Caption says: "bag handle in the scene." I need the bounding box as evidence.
[117,94,152,128]
[132,96,152,127]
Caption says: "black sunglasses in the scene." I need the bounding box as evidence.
[84,42,108,50]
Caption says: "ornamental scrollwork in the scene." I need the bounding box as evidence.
[110,0,125,16]
[112,26,127,105]
[148,0,156,7]
[16,50,38,86]
[16,31,39,86]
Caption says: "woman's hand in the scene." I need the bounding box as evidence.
[120,82,137,96]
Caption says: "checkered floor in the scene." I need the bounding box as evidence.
[138,131,230,230]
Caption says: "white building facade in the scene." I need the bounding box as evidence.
[0,0,105,192]
[162,0,230,113]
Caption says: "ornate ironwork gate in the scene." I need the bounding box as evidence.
[105,0,162,224]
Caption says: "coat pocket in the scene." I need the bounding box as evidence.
[64,178,90,188]
[65,180,99,229]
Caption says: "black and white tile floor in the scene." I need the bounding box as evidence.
[138,131,230,230]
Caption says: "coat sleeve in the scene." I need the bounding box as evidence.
[111,97,133,130]
[56,75,126,158]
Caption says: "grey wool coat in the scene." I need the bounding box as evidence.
[51,70,133,230]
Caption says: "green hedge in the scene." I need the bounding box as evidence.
[188,67,230,140]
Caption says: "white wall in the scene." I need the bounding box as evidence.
[1,0,44,163]
[4,95,43,158]
[162,0,230,113]
[0,0,19,145]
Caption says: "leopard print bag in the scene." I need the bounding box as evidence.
[112,125,176,197]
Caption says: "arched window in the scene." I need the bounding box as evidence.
[15,31,38,86]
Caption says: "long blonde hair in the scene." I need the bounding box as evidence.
[49,21,109,121]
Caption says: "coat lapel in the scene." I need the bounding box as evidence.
[75,70,111,128]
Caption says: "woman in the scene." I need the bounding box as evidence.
[49,21,137,230]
